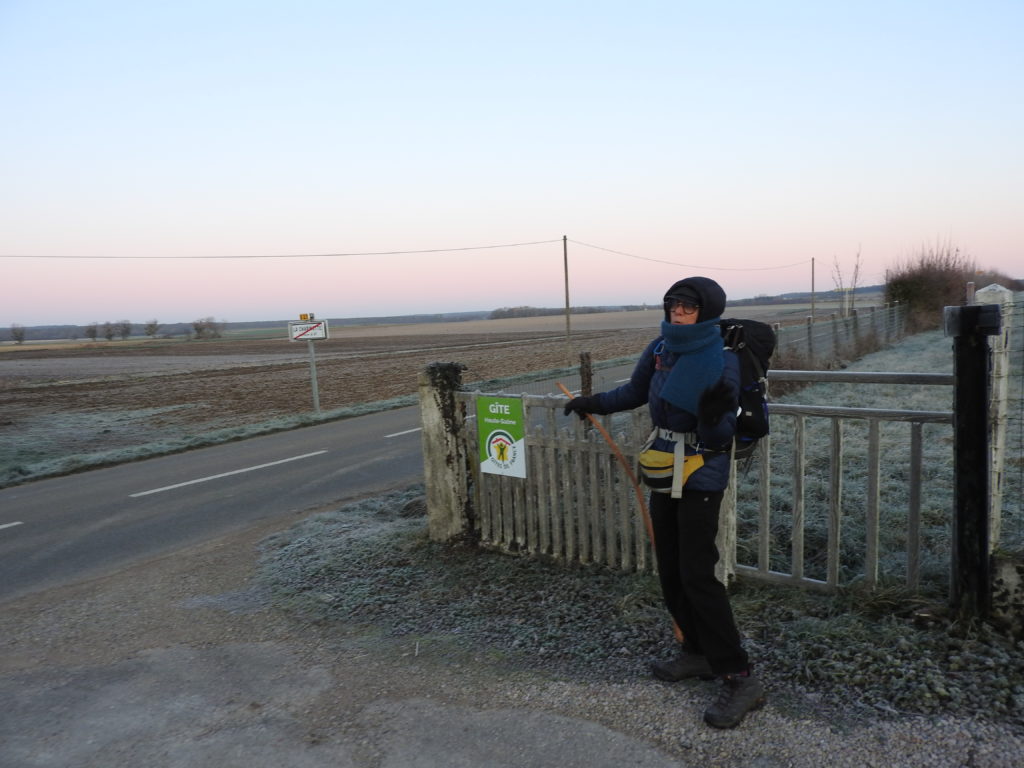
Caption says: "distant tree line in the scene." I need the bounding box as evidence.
[488,305,647,320]
[3,317,226,343]
[82,320,134,341]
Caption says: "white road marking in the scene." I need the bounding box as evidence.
[0,521,24,531]
[129,451,328,498]
[386,414,479,438]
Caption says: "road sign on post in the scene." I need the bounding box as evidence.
[289,320,329,341]
[287,318,329,413]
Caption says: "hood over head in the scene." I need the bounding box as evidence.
[662,276,726,323]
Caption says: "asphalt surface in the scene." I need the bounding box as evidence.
[0,505,692,768]
[0,386,694,767]
[0,407,425,602]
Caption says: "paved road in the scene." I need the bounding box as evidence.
[0,363,636,605]
[0,406,426,603]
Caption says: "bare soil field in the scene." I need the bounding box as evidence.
[0,306,810,481]
[1,313,679,479]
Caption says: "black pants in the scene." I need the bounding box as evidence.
[649,489,749,675]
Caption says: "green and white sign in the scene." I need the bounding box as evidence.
[477,396,527,478]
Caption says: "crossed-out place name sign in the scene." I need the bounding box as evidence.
[289,320,329,341]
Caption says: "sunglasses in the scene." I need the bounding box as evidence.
[664,298,701,315]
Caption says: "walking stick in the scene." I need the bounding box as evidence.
[557,382,684,644]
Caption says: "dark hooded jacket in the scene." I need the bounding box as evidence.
[590,276,739,492]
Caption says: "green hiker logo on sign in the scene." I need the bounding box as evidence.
[477,396,527,478]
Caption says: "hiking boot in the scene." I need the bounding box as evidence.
[649,650,715,682]
[703,673,766,728]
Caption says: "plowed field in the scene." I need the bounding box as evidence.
[2,306,807,480]
[1,313,667,477]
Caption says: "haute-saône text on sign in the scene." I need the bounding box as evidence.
[477,396,526,478]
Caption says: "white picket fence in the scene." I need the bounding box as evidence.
[461,400,654,572]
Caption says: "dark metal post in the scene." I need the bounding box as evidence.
[944,303,1002,620]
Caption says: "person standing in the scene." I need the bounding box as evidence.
[563,275,765,729]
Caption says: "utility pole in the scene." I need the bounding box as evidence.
[811,257,816,320]
[563,235,572,365]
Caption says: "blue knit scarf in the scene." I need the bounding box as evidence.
[658,318,724,414]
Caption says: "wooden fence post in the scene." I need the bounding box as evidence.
[580,352,593,396]
[944,303,1002,620]
[805,316,814,363]
[418,362,473,542]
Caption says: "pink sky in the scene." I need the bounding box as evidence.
[2,2,1021,326]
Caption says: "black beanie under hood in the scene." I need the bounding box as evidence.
[662,276,726,323]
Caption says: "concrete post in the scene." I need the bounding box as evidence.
[418,362,474,542]
[717,455,738,586]
[973,284,1015,547]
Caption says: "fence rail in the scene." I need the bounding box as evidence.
[738,399,952,592]
[446,370,957,593]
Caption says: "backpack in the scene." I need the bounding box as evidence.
[719,318,776,460]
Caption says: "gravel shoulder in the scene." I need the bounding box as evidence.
[2,495,1022,768]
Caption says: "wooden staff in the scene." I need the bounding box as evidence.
[557,381,683,643]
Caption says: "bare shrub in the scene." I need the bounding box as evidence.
[191,317,224,340]
[833,249,862,316]
[885,244,1019,332]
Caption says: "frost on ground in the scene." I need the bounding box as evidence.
[258,330,1023,735]
[258,488,1023,733]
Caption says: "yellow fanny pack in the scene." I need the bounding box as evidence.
[637,435,704,498]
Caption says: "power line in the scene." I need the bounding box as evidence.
[1,236,813,272]
[0,238,563,260]
[568,239,812,272]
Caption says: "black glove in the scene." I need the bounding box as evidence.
[563,395,602,420]
[698,379,735,425]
